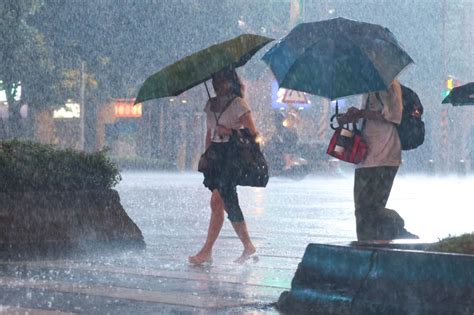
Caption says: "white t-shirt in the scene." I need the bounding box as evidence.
[357,81,403,168]
[204,94,251,143]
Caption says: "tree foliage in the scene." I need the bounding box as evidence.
[0,0,60,111]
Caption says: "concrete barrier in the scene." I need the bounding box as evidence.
[0,189,145,258]
[277,243,474,314]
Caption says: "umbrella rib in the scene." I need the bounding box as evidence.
[344,31,413,86]
[343,31,415,96]
[278,38,329,96]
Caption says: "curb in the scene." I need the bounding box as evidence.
[277,243,474,314]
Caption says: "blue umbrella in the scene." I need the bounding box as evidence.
[262,17,413,100]
[442,82,474,106]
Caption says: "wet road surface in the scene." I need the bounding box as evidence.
[0,171,472,314]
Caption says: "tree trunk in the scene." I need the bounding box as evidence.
[4,82,21,139]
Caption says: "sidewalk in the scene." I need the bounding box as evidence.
[0,172,471,313]
[0,247,300,314]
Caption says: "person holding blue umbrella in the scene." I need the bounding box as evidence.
[338,80,418,240]
[263,17,418,240]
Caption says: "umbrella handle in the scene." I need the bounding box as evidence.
[330,114,359,130]
[204,81,211,99]
[330,113,345,130]
[330,101,345,130]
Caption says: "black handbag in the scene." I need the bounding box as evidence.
[230,129,269,187]
[198,146,216,173]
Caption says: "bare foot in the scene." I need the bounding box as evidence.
[234,245,256,264]
[188,252,212,265]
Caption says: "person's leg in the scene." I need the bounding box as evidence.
[354,166,398,240]
[189,190,225,265]
[218,182,256,263]
[375,166,398,209]
[231,221,256,263]
[354,167,376,240]
[374,166,418,239]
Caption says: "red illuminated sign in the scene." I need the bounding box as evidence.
[113,99,142,118]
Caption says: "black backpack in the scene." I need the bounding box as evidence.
[376,85,425,150]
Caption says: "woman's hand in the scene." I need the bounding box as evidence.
[337,107,362,125]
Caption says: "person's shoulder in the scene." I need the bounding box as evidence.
[204,97,217,111]
[389,80,402,93]
[391,79,401,87]
[232,96,250,108]
[230,96,251,117]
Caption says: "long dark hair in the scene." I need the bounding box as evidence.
[212,67,245,98]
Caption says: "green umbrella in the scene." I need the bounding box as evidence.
[135,34,274,104]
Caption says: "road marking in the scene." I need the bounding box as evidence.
[0,277,256,309]
[0,305,75,315]
[0,260,291,289]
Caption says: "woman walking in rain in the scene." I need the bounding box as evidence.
[189,67,259,265]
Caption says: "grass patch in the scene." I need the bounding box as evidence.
[427,233,474,255]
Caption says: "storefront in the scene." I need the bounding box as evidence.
[97,98,144,156]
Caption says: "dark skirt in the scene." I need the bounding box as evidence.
[203,141,238,191]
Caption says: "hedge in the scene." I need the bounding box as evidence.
[0,140,121,192]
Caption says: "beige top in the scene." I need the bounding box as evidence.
[204,94,251,143]
[357,80,403,168]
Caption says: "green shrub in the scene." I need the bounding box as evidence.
[0,140,121,192]
[427,233,474,255]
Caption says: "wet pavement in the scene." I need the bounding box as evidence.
[0,171,472,314]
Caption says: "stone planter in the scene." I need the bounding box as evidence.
[0,189,145,256]
[277,242,474,314]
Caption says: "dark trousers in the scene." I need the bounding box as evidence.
[354,166,401,240]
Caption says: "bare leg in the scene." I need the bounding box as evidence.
[189,190,225,265]
[283,153,292,170]
[231,221,256,263]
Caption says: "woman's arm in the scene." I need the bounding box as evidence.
[239,112,258,136]
[205,128,211,149]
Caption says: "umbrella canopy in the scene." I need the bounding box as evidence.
[442,82,474,106]
[135,34,273,104]
[262,17,414,100]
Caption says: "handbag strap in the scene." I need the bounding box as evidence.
[359,94,371,131]
[374,91,384,107]
[212,96,237,126]
[210,96,237,141]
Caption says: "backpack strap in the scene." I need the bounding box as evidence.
[359,94,370,131]
[375,91,401,127]
[374,92,384,107]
